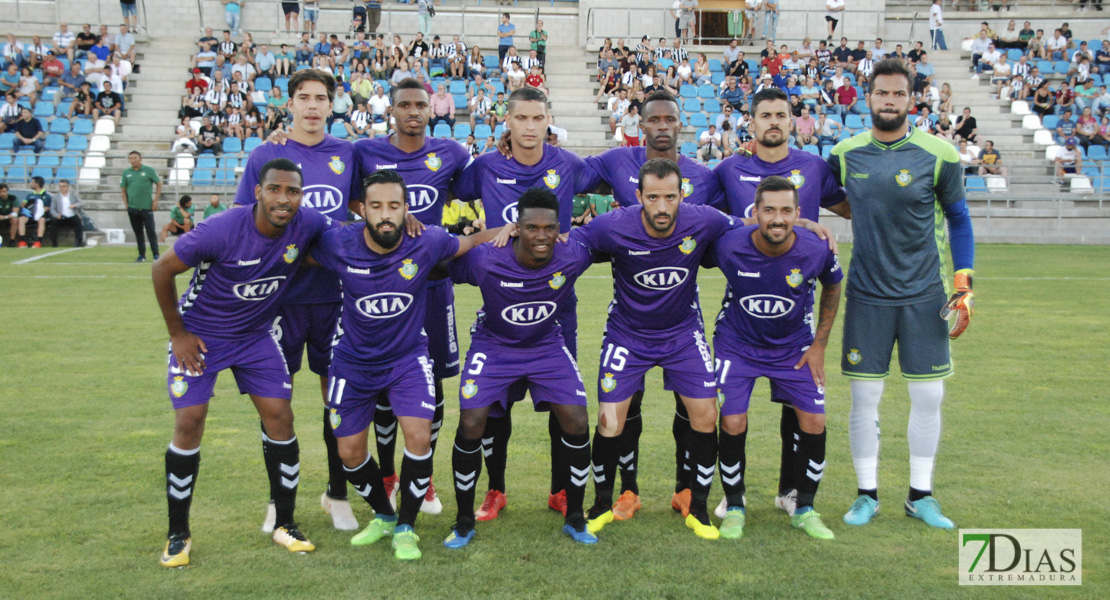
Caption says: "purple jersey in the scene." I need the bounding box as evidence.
[713,149,845,221]
[453,144,591,231]
[448,240,594,348]
[174,205,334,341]
[582,147,724,208]
[354,135,472,226]
[234,135,361,304]
[312,224,460,369]
[571,203,733,335]
[705,225,843,348]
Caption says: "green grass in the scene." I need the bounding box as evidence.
[1,244,1107,598]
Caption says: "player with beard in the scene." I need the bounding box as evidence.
[154,159,334,567]
[307,169,504,560]
[237,70,363,534]
[708,87,850,521]
[828,59,974,530]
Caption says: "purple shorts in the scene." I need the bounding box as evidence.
[715,337,826,415]
[271,302,340,376]
[326,353,437,438]
[424,279,460,379]
[596,324,716,403]
[498,291,578,415]
[166,332,292,409]
[459,341,588,414]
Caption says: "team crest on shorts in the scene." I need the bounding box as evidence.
[549,271,566,289]
[399,258,418,280]
[462,379,478,399]
[601,372,617,393]
[847,348,862,365]
[329,156,346,175]
[788,169,806,189]
[283,244,299,263]
[896,169,913,187]
[330,409,341,429]
[786,268,804,288]
[681,178,694,197]
[424,153,442,172]
[171,376,188,398]
[679,236,696,254]
[544,169,561,189]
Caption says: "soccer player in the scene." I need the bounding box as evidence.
[353,77,472,515]
[235,69,363,533]
[703,176,843,541]
[711,87,850,520]
[572,158,734,540]
[828,59,974,529]
[453,87,594,520]
[152,158,331,567]
[443,188,598,548]
[308,169,503,561]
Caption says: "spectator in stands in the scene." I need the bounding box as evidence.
[1054,137,1082,185]
[0,91,19,131]
[52,22,76,61]
[799,75,820,109]
[76,24,98,58]
[662,65,680,95]
[193,43,217,76]
[954,107,978,143]
[160,195,194,243]
[716,103,740,133]
[16,176,51,247]
[448,35,468,79]
[676,57,693,84]
[390,57,413,85]
[504,61,525,92]
[114,23,136,64]
[969,30,991,71]
[429,82,455,131]
[329,85,354,133]
[303,0,320,34]
[797,38,815,62]
[224,105,245,140]
[264,100,285,135]
[913,52,934,92]
[12,107,44,153]
[526,65,547,96]
[971,43,1000,79]
[501,44,522,75]
[231,53,256,83]
[762,0,778,41]
[1046,29,1067,61]
[497,13,515,63]
[197,116,221,154]
[254,45,276,78]
[1075,79,1098,111]
[68,81,94,118]
[172,120,198,154]
[1056,80,1077,115]
[1025,29,1046,60]
[830,37,850,67]
[282,1,300,35]
[468,72,495,100]
[956,139,976,175]
[608,87,630,134]
[997,21,1021,50]
[468,87,492,131]
[203,194,227,220]
[718,76,743,111]
[349,71,372,105]
[856,51,875,87]
[1090,85,1110,117]
[596,65,619,103]
[815,111,840,151]
[670,37,690,63]
[40,49,65,87]
[466,46,485,80]
[794,106,816,148]
[1096,116,1110,149]
[914,106,934,134]
[1076,107,1100,149]
[185,68,209,93]
[521,49,543,73]
[989,54,1012,94]
[222,0,242,36]
[697,124,722,162]
[0,183,17,246]
[350,101,373,137]
[294,33,312,66]
[620,104,640,146]
[530,20,548,63]
[693,53,712,85]
[110,53,132,89]
[25,35,48,70]
[47,179,83,248]
[930,111,951,140]
[56,61,86,101]
[12,66,37,105]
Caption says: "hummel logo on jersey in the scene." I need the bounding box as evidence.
[375,163,399,170]
[355,292,414,318]
[500,281,523,288]
[347,266,370,274]
[628,176,639,184]
[237,258,261,266]
[634,266,689,290]
[738,271,760,278]
[496,178,518,184]
[501,301,557,325]
[628,250,651,255]
[850,172,869,179]
[740,294,796,318]
[739,176,761,182]
[233,276,286,301]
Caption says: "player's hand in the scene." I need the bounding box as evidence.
[496,129,513,158]
[794,343,825,389]
[941,271,973,339]
[171,331,208,376]
[557,232,569,244]
[404,212,425,237]
[266,126,290,146]
[798,219,838,254]
[491,223,518,247]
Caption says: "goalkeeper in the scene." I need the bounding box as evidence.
[826,59,974,531]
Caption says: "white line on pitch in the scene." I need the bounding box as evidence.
[11,247,87,264]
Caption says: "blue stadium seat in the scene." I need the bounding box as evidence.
[71,118,93,135]
[215,169,236,185]
[61,154,81,167]
[711,72,724,86]
[454,95,467,109]
[56,167,77,181]
[7,166,28,181]
[65,136,88,151]
[1053,61,1069,74]
[36,117,49,130]
[1006,49,1023,61]
[826,114,843,126]
[38,155,60,167]
[329,122,348,138]
[474,124,492,139]
[492,81,505,95]
[845,114,864,129]
[965,176,987,192]
[745,59,758,71]
[1081,165,1099,177]
[295,64,310,71]
[49,118,71,134]
[680,84,697,98]
[0,153,12,167]
[1088,146,1108,161]
[802,145,819,155]
[274,77,290,92]
[222,137,242,153]
[697,84,716,98]
[1035,60,1054,74]
[196,156,218,169]
[682,98,701,112]
[708,59,723,73]
[862,115,873,128]
[54,101,71,117]
[1042,115,1059,129]
[193,169,214,186]
[657,58,673,70]
[680,142,697,156]
[703,98,721,113]
[493,124,504,139]
[483,56,499,69]
[31,166,55,183]
[432,123,451,138]
[34,102,54,117]
[219,157,239,170]
[689,113,708,128]
[0,132,13,149]
[845,73,856,84]
[454,123,471,139]
[13,154,36,166]
[821,145,832,158]
[255,77,273,92]
[244,137,262,152]
[44,134,66,151]
[449,80,466,95]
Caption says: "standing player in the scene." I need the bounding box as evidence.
[353,78,472,515]
[711,87,850,520]
[235,69,363,532]
[443,188,597,548]
[152,159,331,567]
[309,170,502,561]
[828,59,974,529]
[452,87,595,520]
[703,176,842,541]
[572,159,734,540]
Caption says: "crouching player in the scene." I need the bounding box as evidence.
[443,188,598,548]
[704,176,843,540]
[307,169,503,561]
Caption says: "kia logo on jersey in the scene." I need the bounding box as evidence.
[501,301,558,326]
[232,276,287,301]
[355,292,414,318]
[740,294,796,318]
[634,267,689,290]
[407,184,439,213]
[301,184,344,215]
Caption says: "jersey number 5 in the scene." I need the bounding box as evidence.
[467,352,487,375]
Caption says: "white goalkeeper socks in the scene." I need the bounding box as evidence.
[907,380,945,492]
[849,379,884,491]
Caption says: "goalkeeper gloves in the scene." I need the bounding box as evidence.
[941,270,973,339]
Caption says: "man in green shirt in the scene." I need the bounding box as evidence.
[529,20,548,63]
[121,150,162,262]
[0,183,18,246]
[202,194,227,220]
[160,195,194,243]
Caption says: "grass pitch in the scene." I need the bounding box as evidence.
[0,243,1107,599]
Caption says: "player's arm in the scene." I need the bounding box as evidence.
[825,201,851,219]
[794,280,841,387]
[935,149,975,339]
[452,225,506,258]
[152,250,208,375]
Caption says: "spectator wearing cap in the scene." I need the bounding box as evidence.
[1054,137,1082,184]
[42,50,65,87]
